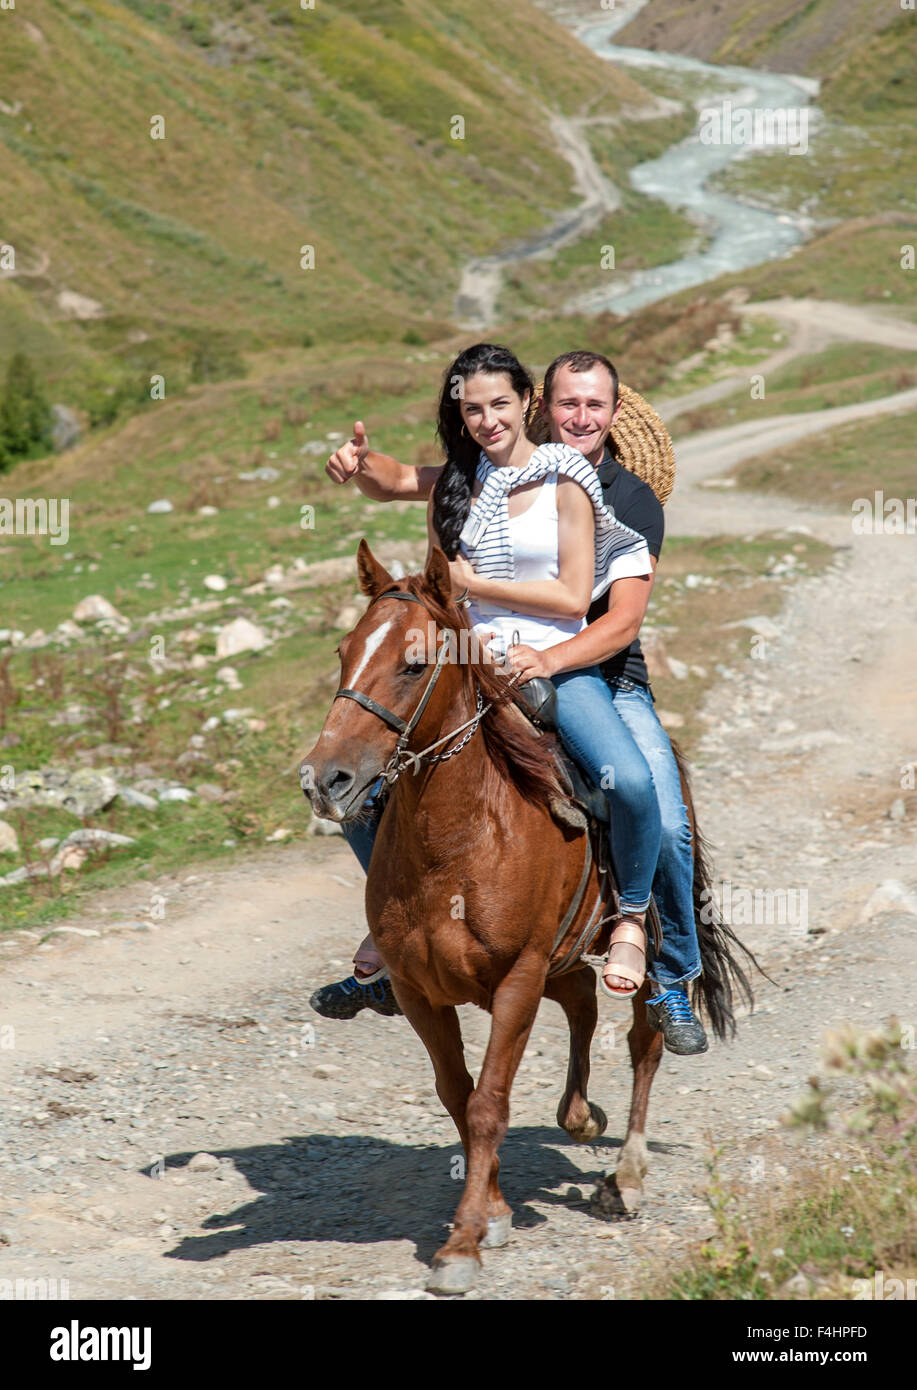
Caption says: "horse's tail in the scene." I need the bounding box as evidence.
[671,739,762,1041]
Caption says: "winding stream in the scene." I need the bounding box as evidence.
[456,3,819,324]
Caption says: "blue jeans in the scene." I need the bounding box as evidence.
[550,667,660,914]
[605,676,702,987]
[342,676,700,986]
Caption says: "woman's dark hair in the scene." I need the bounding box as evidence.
[431,343,534,558]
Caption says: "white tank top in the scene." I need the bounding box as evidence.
[462,471,586,654]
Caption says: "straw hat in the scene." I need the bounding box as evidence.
[528,379,675,506]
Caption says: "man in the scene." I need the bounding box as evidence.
[311,350,707,1054]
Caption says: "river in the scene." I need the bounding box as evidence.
[457,2,819,324]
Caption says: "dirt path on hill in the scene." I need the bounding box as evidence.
[2,335,915,1300]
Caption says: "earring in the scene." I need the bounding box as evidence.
[461,424,468,438]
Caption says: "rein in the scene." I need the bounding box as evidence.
[333,587,516,787]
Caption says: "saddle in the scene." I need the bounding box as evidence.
[517,678,609,825]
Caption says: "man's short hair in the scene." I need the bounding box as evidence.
[543,351,619,409]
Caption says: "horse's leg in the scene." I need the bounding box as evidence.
[386,977,510,1248]
[598,979,664,1215]
[544,966,608,1143]
[427,956,545,1295]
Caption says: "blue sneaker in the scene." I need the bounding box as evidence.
[309,973,403,1020]
[646,987,708,1055]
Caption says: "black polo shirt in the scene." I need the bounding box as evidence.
[586,446,664,687]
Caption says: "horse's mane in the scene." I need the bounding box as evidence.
[396,574,565,811]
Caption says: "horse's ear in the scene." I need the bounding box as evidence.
[357,538,394,598]
[425,545,453,608]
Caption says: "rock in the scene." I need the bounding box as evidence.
[195,783,225,803]
[57,288,104,319]
[215,618,268,659]
[198,505,219,517]
[73,594,122,623]
[723,615,781,639]
[158,787,194,803]
[267,496,280,509]
[266,827,292,842]
[221,708,255,724]
[859,880,917,922]
[239,466,280,482]
[188,1152,221,1173]
[640,630,672,680]
[779,1272,814,1298]
[51,403,83,452]
[55,619,83,640]
[50,845,88,875]
[22,628,48,649]
[263,564,285,586]
[889,798,907,822]
[300,440,328,456]
[118,787,158,811]
[667,657,689,681]
[216,666,242,689]
[334,605,361,630]
[246,718,267,734]
[203,575,228,592]
[59,828,136,850]
[313,1064,343,1079]
[36,1155,58,1171]
[0,821,18,856]
[146,499,174,514]
[656,710,685,728]
[50,703,89,727]
[1,768,119,818]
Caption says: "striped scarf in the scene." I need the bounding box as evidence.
[458,441,650,601]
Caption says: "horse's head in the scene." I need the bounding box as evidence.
[299,539,467,821]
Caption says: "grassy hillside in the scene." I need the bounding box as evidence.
[0,0,658,408]
[616,0,900,76]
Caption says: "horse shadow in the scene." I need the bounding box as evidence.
[160,1126,688,1266]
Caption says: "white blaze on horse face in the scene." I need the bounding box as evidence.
[348,617,393,688]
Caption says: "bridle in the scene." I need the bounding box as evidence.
[332,586,508,786]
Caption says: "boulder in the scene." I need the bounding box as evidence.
[146,499,174,514]
[73,595,122,624]
[51,403,83,452]
[215,618,268,659]
[0,821,18,856]
[1,768,119,818]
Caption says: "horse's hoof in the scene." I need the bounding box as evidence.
[617,1185,642,1214]
[480,1212,512,1249]
[426,1256,480,1295]
[591,1175,642,1219]
[563,1101,608,1143]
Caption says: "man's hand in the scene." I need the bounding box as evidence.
[326,420,370,485]
[505,642,558,682]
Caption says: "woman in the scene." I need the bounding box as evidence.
[427,343,661,996]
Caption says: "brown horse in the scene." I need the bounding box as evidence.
[300,539,753,1294]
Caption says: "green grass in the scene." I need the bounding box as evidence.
[650,1021,917,1300]
[726,406,917,511]
[673,341,917,433]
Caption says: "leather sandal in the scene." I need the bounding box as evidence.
[599,916,647,1000]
